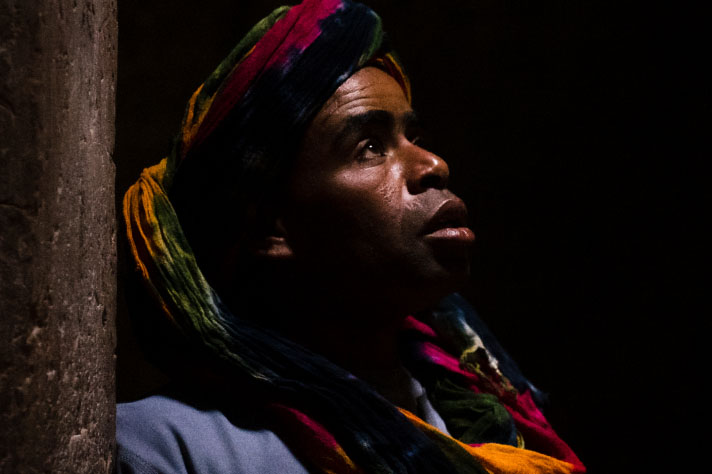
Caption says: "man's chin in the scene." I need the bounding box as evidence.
[394,264,471,316]
[430,254,472,289]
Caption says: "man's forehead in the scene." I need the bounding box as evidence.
[317,67,412,126]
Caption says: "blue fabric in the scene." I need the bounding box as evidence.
[116,390,309,474]
[117,377,450,474]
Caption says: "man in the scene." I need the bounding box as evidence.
[118,1,585,473]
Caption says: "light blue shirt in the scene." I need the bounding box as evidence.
[117,378,449,474]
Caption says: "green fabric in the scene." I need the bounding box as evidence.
[165,7,291,188]
[429,377,519,446]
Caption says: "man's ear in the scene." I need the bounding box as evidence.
[253,217,294,260]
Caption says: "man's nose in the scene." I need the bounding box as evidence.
[404,143,450,194]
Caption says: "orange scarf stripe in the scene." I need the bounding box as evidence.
[181,43,259,158]
[384,52,412,104]
[123,159,176,322]
[398,408,577,474]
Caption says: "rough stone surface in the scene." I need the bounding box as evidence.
[0,1,117,472]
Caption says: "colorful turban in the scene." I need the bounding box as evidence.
[123,1,585,472]
[165,0,410,278]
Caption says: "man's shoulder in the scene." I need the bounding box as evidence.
[117,392,221,439]
[116,391,308,474]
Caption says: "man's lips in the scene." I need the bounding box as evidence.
[421,199,476,245]
[424,227,475,242]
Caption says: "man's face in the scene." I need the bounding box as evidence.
[283,67,474,315]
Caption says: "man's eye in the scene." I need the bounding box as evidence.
[366,140,385,154]
[357,139,386,161]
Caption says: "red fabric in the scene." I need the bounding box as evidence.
[268,403,364,473]
[192,0,342,150]
[403,316,586,472]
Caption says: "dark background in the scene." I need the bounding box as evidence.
[115,1,707,472]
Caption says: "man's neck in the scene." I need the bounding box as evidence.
[279,302,420,412]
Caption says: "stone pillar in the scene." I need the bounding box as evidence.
[0,1,117,472]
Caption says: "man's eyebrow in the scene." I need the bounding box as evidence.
[333,109,395,145]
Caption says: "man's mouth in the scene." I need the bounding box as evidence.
[421,199,475,245]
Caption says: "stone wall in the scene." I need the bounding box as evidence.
[0,1,117,472]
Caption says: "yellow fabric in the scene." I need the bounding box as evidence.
[180,44,259,158]
[466,444,576,474]
[399,408,576,474]
[123,159,172,318]
[182,84,207,156]
[384,52,411,103]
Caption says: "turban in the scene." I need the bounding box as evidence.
[123,1,585,472]
[166,0,411,278]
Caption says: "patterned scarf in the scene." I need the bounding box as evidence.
[123,1,585,472]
